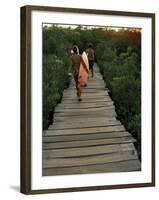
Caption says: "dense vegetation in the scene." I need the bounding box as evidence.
[43,25,141,157]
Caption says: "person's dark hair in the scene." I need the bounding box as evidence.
[79,47,83,54]
[88,43,93,48]
[73,46,78,54]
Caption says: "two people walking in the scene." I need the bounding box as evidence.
[68,44,95,101]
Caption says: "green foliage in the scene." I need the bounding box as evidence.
[95,37,141,157]
[43,54,69,130]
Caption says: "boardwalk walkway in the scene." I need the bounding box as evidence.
[43,64,141,176]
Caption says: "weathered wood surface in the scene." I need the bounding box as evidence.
[43,135,135,150]
[49,120,121,130]
[43,160,141,175]
[43,64,141,176]
[44,143,135,158]
[45,125,126,136]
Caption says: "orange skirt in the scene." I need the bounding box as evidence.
[77,52,89,94]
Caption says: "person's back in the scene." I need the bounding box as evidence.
[86,44,95,77]
[68,46,83,101]
[86,47,95,61]
[71,54,82,76]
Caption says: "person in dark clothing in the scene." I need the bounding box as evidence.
[86,43,95,77]
[68,46,82,101]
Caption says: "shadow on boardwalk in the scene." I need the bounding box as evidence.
[42,64,141,176]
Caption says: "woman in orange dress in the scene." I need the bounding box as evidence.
[68,46,89,101]
[68,46,82,101]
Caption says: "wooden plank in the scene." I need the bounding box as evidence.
[53,117,117,123]
[43,133,131,143]
[85,82,104,84]
[43,135,136,149]
[43,159,141,176]
[68,86,106,90]
[68,81,104,86]
[66,87,107,90]
[54,116,116,123]
[88,75,102,77]
[68,83,104,87]
[88,76,102,79]
[45,125,126,136]
[43,143,136,159]
[54,108,116,115]
[54,113,116,119]
[49,119,120,130]
[62,89,109,95]
[43,151,138,168]
[62,97,112,102]
[55,104,114,111]
[83,84,105,87]
[54,110,117,117]
[63,91,107,95]
[54,107,116,113]
[84,81,104,84]
[82,91,108,95]
[55,106,115,113]
[64,89,107,94]
[87,79,103,81]
[56,101,114,109]
[61,98,112,103]
[64,85,105,89]
[63,94,109,99]
[64,88,106,91]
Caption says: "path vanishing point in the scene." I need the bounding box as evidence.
[43,64,141,176]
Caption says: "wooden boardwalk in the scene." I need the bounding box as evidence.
[43,65,141,176]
